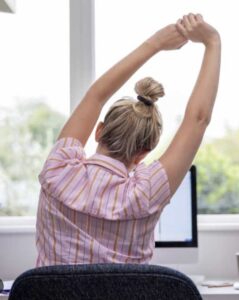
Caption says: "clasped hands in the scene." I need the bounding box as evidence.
[147,13,220,52]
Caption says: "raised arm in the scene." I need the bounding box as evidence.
[160,14,221,195]
[58,25,187,145]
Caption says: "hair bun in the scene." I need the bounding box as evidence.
[134,77,164,104]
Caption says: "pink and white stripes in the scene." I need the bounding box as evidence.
[36,137,171,267]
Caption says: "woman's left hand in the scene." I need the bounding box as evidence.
[146,24,188,52]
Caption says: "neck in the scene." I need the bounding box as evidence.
[96,144,135,171]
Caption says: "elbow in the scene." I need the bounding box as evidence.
[196,112,211,127]
[186,109,212,128]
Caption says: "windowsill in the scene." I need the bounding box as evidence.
[0,217,36,234]
[197,214,239,231]
[1,215,239,234]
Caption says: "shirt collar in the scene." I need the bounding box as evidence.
[87,152,129,178]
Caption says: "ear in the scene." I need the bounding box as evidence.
[95,121,104,142]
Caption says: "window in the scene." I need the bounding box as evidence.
[0,0,69,216]
[93,0,239,214]
[1,0,238,217]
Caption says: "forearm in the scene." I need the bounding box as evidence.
[88,41,159,104]
[185,38,221,125]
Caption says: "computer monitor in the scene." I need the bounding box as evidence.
[150,165,198,264]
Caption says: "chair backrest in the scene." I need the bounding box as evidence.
[9,263,202,300]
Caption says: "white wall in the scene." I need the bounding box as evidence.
[157,229,239,280]
[180,230,239,279]
[0,231,36,280]
[1,228,239,281]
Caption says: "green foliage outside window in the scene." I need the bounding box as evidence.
[0,100,66,216]
[195,131,239,214]
[1,101,239,215]
[148,129,239,214]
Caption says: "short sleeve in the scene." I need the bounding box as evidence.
[38,137,86,199]
[133,160,171,215]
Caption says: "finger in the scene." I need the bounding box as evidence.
[183,15,192,30]
[176,32,188,44]
[188,13,197,26]
[176,19,188,38]
[177,18,184,25]
[177,40,188,49]
[195,13,203,23]
[176,19,185,29]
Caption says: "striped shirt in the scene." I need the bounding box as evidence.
[36,137,171,267]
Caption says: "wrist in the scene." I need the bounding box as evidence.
[145,34,163,53]
[204,33,221,48]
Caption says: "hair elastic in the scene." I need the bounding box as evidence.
[137,95,153,106]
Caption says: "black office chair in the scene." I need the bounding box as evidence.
[9,263,202,300]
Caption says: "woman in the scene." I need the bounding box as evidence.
[36,13,221,266]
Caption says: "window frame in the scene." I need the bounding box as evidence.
[1,0,239,230]
[1,215,239,234]
[0,0,16,13]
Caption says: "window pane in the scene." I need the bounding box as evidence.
[0,0,69,216]
[94,0,239,214]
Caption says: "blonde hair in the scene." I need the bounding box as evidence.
[99,77,164,166]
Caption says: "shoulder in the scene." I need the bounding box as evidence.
[50,137,86,159]
[128,160,171,215]
[134,160,169,184]
[38,137,87,195]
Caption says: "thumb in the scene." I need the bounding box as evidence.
[177,40,188,49]
[176,19,188,38]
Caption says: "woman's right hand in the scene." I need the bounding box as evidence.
[176,13,220,46]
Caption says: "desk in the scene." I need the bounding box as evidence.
[198,284,239,300]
